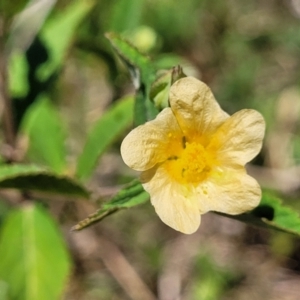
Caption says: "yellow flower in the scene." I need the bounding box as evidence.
[121,77,265,234]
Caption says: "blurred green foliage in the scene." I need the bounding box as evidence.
[76,95,134,181]
[0,164,89,197]
[1,0,300,299]
[0,204,71,300]
[21,96,67,173]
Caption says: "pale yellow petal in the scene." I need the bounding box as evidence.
[208,109,265,166]
[121,108,182,171]
[169,77,229,140]
[196,167,261,214]
[141,166,200,234]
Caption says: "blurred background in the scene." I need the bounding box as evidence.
[1,0,300,299]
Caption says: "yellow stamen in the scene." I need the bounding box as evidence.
[164,139,212,184]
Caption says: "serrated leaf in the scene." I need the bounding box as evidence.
[254,193,300,235]
[0,164,89,198]
[105,32,158,124]
[37,0,94,81]
[73,181,300,236]
[72,180,149,230]
[21,95,67,173]
[219,192,300,236]
[105,32,154,84]
[0,204,71,300]
[76,96,134,181]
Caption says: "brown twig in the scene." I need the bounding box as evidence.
[0,17,16,159]
[157,231,204,300]
[71,229,157,300]
[96,235,157,300]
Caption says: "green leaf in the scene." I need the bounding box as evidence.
[76,95,134,181]
[0,280,9,300]
[106,32,154,84]
[220,192,300,236]
[21,95,67,173]
[8,51,29,98]
[0,200,10,227]
[255,193,300,235]
[37,0,94,81]
[109,0,144,32]
[72,180,149,230]
[0,164,89,198]
[0,204,71,300]
[105,32,158,124]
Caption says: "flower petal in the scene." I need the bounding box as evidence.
[141,166,201,234]
[169,77,229,140]
[121,108,181,171]
[196,167,261,214]
[208,109,265,166]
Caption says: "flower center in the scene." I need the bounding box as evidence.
[164,138,211,184]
